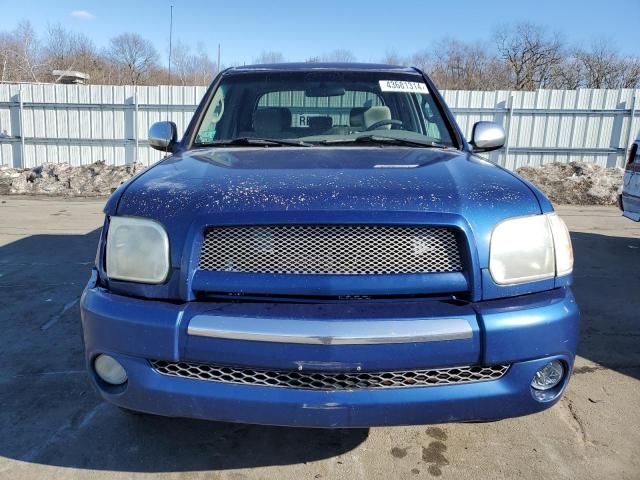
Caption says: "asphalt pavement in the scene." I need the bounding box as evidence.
[0,197,638,479]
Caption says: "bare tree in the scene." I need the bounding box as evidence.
[0,32,18,82]
[171,40,217,86]
[44,24,78,71]
[191,43,218,84]
[619,57,640,88]
[576,40,623,88]
[43,23,108,83]
[548,55,583,89]
[427,39,510,90]
[495,22,564,90]
[6,21,44,82]
[381,50,407,66]
[106,33,159,85]
[254,51,285,64]
[1,18,639,89]
[410,50,432,73]
[548,40,640,89]
[319,49,356,62]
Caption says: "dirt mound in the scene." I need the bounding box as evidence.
[516,162,623,205]
[0,160,625,205]
[0,162,142,196]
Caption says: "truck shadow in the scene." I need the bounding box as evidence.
[0,228,368,472]
[570,231,640,381]
[0,226,638,472]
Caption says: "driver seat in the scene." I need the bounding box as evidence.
[363,106,392,130]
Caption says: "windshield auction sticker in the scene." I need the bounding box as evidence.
[379,80,428,93]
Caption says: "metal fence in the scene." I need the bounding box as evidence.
[0,83,208,168]
[0,83,638,169]
[442,89,639,170]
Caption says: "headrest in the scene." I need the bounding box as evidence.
[308,116,333,131]
[253,107,292,134]
[350,107,367,127]
[363,106,392,130]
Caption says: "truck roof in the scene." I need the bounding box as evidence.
[228,62,418,73]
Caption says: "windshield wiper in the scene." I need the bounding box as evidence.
[317,135,452,149]
[196,137,312,148]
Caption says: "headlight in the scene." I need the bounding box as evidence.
[547,213,573,276]
[489,213,572,285]
[106,216,170,283]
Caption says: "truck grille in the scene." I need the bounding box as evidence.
[150,360,508,390]
[198,225,463,275]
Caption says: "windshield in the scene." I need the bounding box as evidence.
[193,71,455,148]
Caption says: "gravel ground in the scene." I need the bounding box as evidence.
[0,161,626,205]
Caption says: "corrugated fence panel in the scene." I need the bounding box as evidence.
[0,84,638,169]
[445,88,639,169]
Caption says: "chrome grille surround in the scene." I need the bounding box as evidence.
[150,360,509,390]
[198,225,463,275]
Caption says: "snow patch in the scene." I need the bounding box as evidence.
[0,160,625,206]
[0,162,143,196]
[516,162,623,206]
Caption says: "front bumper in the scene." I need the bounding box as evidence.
[80,276,579,427]
[620,191,640,221]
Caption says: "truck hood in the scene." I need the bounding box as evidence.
[114,147,543,268]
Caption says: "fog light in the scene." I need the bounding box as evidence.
[531,360,564,391]
[94,354,127,385]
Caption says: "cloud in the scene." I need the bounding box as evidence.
[70,10,96,20]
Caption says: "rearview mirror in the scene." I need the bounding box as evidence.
[305,85,346,97]
[148,121,178,152]
[470,121,505,153]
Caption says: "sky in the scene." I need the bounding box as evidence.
[1,0,639,66]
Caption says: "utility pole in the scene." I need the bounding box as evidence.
[217,43,221,74]
[168,5,174,85]
[167,5,174,120]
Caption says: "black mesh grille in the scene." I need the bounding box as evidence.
[199,225,463,275]
[150,360,509,390]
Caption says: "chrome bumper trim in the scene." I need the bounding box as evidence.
[187,315,472,345]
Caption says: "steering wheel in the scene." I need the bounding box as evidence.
[365,119,404,131]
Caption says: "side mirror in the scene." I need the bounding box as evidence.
[148,121,178,152]
[470,121,505,153]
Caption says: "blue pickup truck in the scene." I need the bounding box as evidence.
[80,63,579,427]
[620,131,640,221]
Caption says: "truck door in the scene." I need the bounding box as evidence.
[622,140,640,221]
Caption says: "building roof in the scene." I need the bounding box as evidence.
[51,70,90,84]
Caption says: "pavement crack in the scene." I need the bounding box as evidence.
[18,402,105,463]
[41,296,80,330]
[566,399,590,446]
[4,369,86,381]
